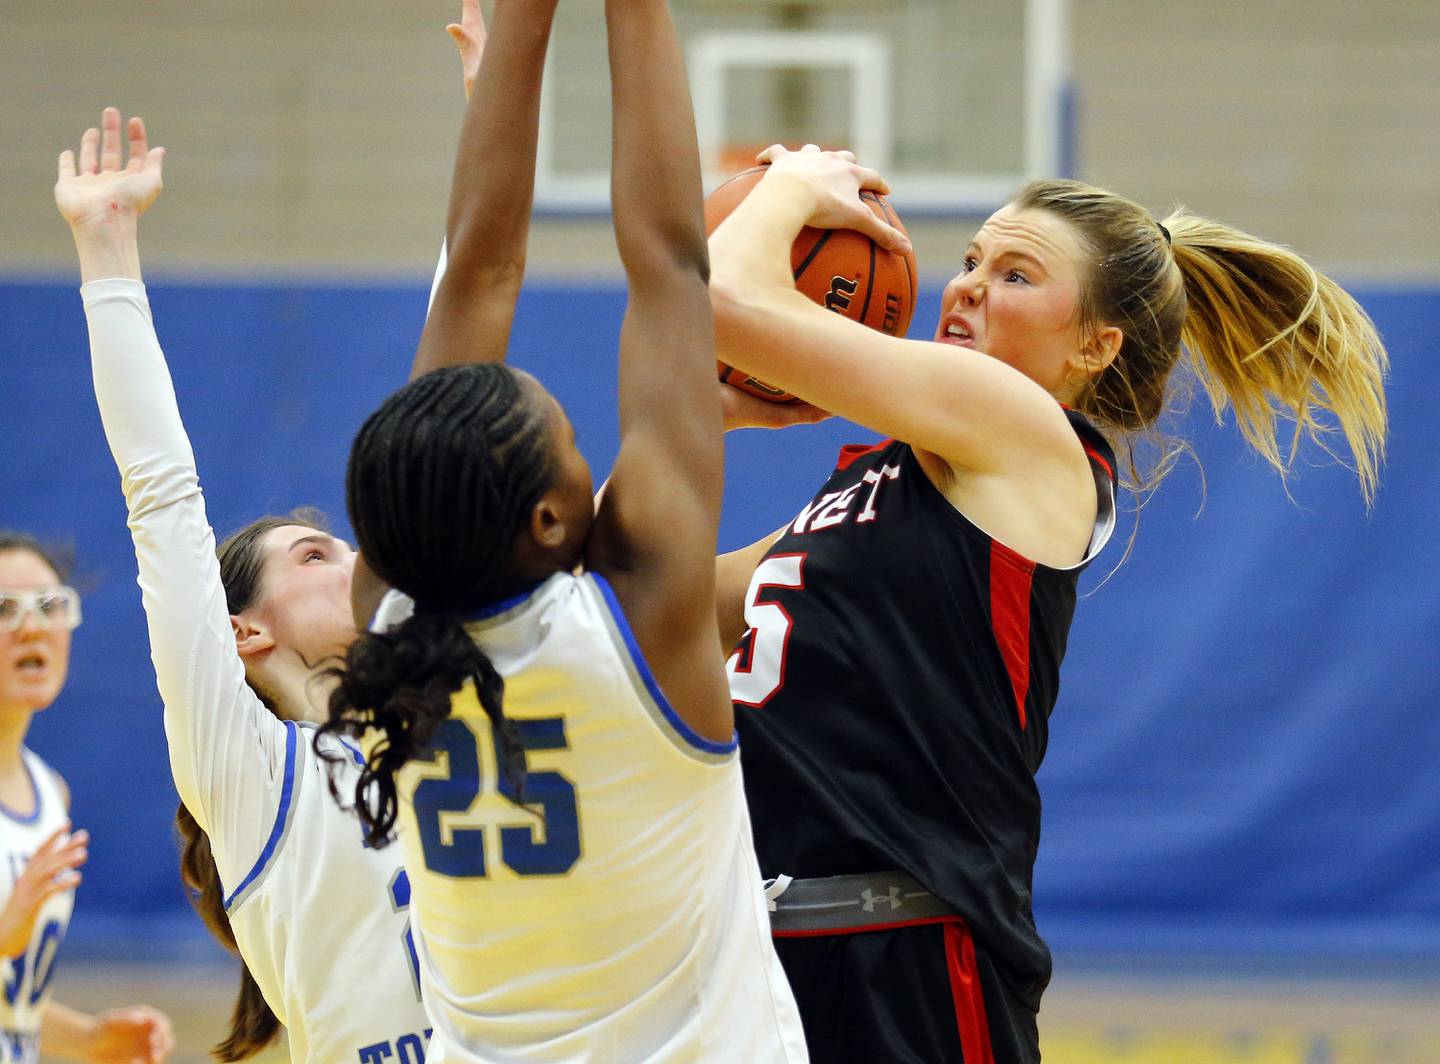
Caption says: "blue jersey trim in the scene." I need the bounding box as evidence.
[589,573,738,756]
[460,580,545,623]
[0,756,42,825]
[223,721,298,911]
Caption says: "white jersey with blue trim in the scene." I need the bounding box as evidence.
[224,725,435,1063]
[381,572,806,1063]
[82,279,432,1062]
[0,749,74,1064]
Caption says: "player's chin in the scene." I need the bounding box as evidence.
[2,678,64,711]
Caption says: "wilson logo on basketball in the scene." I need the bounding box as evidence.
[882,293,903,335]
[823,275,859,313]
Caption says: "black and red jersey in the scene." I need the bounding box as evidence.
[730,410,1116,1011]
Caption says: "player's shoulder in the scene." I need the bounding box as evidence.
[1061,407,1117,484]
[19,747,69,814]
[292,721,365,777]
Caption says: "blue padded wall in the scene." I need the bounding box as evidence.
[2,277,1435,963]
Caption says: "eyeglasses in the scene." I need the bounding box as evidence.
[0,586,83,633]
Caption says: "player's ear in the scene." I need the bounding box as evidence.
[232,613,276,658]
[1071,323,1123,380]
[529,495,568,550]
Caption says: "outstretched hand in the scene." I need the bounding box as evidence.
[0,823,86,958]
[55,108,164,231]
[447,0,488,102]
[755,144,910,255]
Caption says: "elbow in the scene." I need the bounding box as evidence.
[444,235,526,290]
[616,213,711,288]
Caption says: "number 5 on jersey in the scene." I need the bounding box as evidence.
[727,553,806,708]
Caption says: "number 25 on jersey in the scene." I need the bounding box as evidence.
[412,717,581,878]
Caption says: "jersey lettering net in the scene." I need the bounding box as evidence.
[729,414,1116,1011]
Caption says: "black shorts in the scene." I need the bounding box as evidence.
[772,917,1037,1064]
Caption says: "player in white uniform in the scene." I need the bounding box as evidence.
[50,6,524,1060]
[0,534,173,1063]
[57,138,431,1063]
[322,0,807,1060]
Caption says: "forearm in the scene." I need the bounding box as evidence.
[39,1000,95,1062]
[606,0,718,463]
[416,0,558,371]
[716,528,783,653]
[82,280,286,839]
[606,0,708,282]
[440,0,555,279]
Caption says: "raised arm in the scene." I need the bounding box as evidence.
[584,0,731,740]
[413,0,559,374]
[412,0,520,378]
[56,111,290,889]
[353,0,550,628]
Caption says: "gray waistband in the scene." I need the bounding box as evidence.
[765,871,957,934]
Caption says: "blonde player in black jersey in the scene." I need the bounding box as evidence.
[0,532,174,1063]
[706,147,1389,1062]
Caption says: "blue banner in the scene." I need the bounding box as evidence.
[2,277,1435,963]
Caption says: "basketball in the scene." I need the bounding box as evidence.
[704,165,919,403]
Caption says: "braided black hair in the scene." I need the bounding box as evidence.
[319,364,555,847]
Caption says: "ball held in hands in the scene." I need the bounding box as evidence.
[704,163,918,404]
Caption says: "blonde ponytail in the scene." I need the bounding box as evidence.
[1015,179,1389,503]
[1165,212,1388,503]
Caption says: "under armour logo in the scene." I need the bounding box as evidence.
[860,886,902,913]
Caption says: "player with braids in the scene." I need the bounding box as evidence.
[51,3,558,1059]
[319,0,807,1059]
[335,369,542,846]
[706,151,1388,1062]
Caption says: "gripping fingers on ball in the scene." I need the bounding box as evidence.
[756,143,788,164]
[851,204,910,256]
[853,164,890,196]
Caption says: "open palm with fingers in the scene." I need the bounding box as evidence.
[54,107,165,230]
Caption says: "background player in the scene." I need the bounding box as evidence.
[319,0,806,1059]
[49,2,530,1058]
[0,532,173,1063]
[705,146,1389,1062]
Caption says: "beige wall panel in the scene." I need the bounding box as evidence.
[2,2,464,275]
[1073,0,1440,280]
[2,1,1437,280]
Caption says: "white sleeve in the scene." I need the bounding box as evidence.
[427,239,448,314]
[82,279,289,897]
